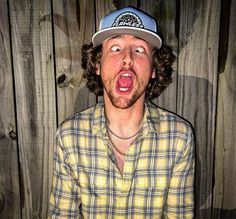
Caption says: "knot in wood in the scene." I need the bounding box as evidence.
[9,130,17,140]
[57,73,67,84]
[57,71,72,88]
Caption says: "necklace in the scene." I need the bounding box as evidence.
[111,141,126,156]
[107,125,142,140]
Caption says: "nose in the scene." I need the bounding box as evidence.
[121,48,133,67]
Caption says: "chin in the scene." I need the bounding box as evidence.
[110,95,141,109]
[105,88,145,109]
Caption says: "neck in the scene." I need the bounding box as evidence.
[104,95,145,136]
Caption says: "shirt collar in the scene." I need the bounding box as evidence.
[91,99,160,135]
[143,101,160,135]
[91,99,106,135]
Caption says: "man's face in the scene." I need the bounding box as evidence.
[96,34,155,109]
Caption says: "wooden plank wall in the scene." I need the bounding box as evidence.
[177,1,220,218]
[0,0,21,218]
[0,0,235,218]
[53,0,96,123]
[213,0,236,218]
[8,0,57,218]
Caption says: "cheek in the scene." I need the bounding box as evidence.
[135,58,153,76]
[100,56,120,75]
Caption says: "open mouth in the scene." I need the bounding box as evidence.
[116,73,133,93]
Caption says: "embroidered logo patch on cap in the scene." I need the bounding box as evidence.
[92,6,162,48]
[112,12,144,29]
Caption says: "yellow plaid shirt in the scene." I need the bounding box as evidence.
[49,100,195,218]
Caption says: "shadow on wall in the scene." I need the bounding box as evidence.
[177,76,235,219]
[162,75,215,218]
[203,208,236,219]
[176,75,214,219]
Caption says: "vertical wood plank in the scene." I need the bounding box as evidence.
[213,0,236,218]
[177,0,221,218]
[140,0,178,112]
[95,0,117,31]
[9,0,57,218]
[0,0,21,218]
[113,0,138,9]
[53,0,96,123]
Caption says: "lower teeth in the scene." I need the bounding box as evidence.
[119,87,128,91]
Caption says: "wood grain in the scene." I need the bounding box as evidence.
[177,0,221,218]
[53,0,96,123]
[213,0,236,217]
[140,0,178,112]
[9,0,57,217]
[113,0,139,9]
[95,0,117,31]
[0,0,21,218]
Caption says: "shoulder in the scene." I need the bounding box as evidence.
[147,101,195,161]
[56,103,102,141]
[146,101,194,139]
[60,106,94,128]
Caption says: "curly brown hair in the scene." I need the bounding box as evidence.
[81,43,175,100]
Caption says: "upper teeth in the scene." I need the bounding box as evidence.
[122,73,131,77]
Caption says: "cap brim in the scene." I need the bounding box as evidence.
[92,26,162,49]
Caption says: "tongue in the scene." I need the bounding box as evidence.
[117,76,133,88]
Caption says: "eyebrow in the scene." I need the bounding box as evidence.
[105,35,153,50]
[107,35,122,41]
[107,35,151,46]
[108,35,144,41]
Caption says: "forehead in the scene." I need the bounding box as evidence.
[103,34,151,46]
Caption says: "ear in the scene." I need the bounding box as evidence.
[151,69,156,79]
[96,64,100,75]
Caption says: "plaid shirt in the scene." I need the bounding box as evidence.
[49,100,195,219]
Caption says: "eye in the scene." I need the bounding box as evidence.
[134,46,145,53]
[110,45,121,52]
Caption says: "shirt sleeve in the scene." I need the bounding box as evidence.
[48,133,81,218]
[164,128,195,219]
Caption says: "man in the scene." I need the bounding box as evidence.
[49,6,195,218]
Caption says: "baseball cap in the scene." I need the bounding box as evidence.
[92,6,162,48]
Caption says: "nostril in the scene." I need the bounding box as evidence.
[122,52,134,66]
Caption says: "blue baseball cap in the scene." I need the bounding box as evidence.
[92,7,162,48]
